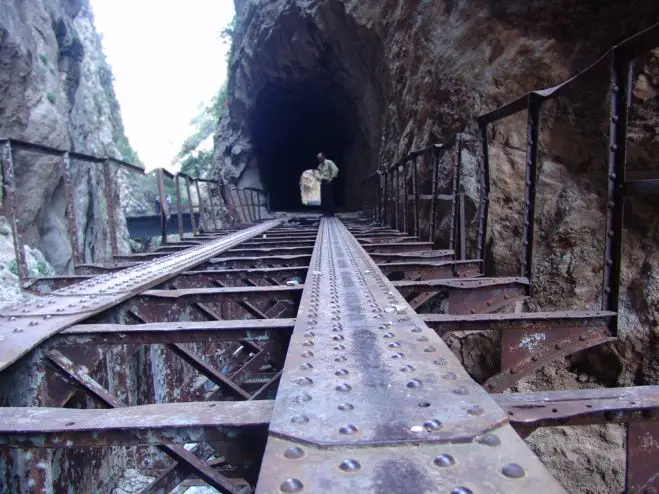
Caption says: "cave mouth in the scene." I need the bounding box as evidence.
[251,81,361,212]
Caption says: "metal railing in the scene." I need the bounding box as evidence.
[0,138,144,280]
[154,169,268,244]
[364,22,659,334]
[361,139,468,259]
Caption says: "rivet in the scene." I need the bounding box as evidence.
[296,377,313,386]
[478,433,501,447]
[453,386,469,395]
[335,369,349,377]
[388,342,401,348]
[400,365,415,373]
[442,372,457,380]
[333,335,345,341]
[467,405,484,416]
[29,321,39,326]
[339,459,361,472]
[301,351,314,358]
[391,352,404,359]
[407,379,423,389]
[383,332,395,338]
[299,363,314,370]
[336,383,352,392]
[424,346,436,353]
[302,341,314,347]
[502,463,526,479]
[280,478,303,492]
[291,415,310,424]
[338,403,354,411]
[424,419,442,431]
[434,454,455,467]
[434,358,447,366]
[450,488,473,494]
[304,331,315,338]
[339,424,358,435]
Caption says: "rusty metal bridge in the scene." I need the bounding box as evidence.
[0,22,658,494]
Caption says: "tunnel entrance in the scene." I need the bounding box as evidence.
[251,82,359,211]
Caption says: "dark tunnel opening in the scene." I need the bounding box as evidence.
[251,82,360,212]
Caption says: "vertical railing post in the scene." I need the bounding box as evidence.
[382,167,389,226]
[394,165,400,231]
[184,176,197,235]
[429,146,440,243]
[207,182,219,231]
[476,121,490,267]
[194,179,208,232]
[521,93,543,294]
[603,52,633,338]
[412,156,419,238]
[2,141,28,281]
[402,161,408,233]
[103,159,119,256]
[156,168,168,245]
[175,175,184,239]
[376,171,382,224]
[458,193,466,260]
[449,136,462,254]
[61,152,81,267]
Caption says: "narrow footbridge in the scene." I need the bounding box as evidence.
[0,22,658,494]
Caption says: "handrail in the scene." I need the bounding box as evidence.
[477,22,659,124]
[0,137,145,174]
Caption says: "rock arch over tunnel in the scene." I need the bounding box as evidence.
[251,82,359,211]
[216,1,387,213]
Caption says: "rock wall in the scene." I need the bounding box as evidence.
[218,0,659,491]
[0,0,137,285]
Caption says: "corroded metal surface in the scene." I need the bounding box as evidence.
[0,220,281,371]
[0,401,273,447]
[257,218,563,492]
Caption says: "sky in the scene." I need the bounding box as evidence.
[90,0,235,171]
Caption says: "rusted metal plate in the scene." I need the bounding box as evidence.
[495,386,659,427]
[55,318,294,346]
[0,401,273,448]
[0,221,281,372]
[206,255,312,269]
[258,218,562,491]
[627,421,659,492]
[379,261,481,280]
[257,426,565,493]
[24,276,94,294]
[370,250,455,262]
[393,277,528,314]
[161,267,306,288]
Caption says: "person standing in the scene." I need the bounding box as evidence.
[314,152,339,217]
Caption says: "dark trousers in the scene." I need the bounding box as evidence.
[321,180,335,216]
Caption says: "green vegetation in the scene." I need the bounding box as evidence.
[7,260,18,276]
[34,262,48,276]
[47,92,56,104]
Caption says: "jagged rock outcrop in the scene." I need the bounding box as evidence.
[217,0,659,491]
[0,0,137,282]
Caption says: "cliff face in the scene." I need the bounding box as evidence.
[0,0,136,286]
[217,0,659,491]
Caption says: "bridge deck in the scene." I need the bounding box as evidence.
[256,218,563,492]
